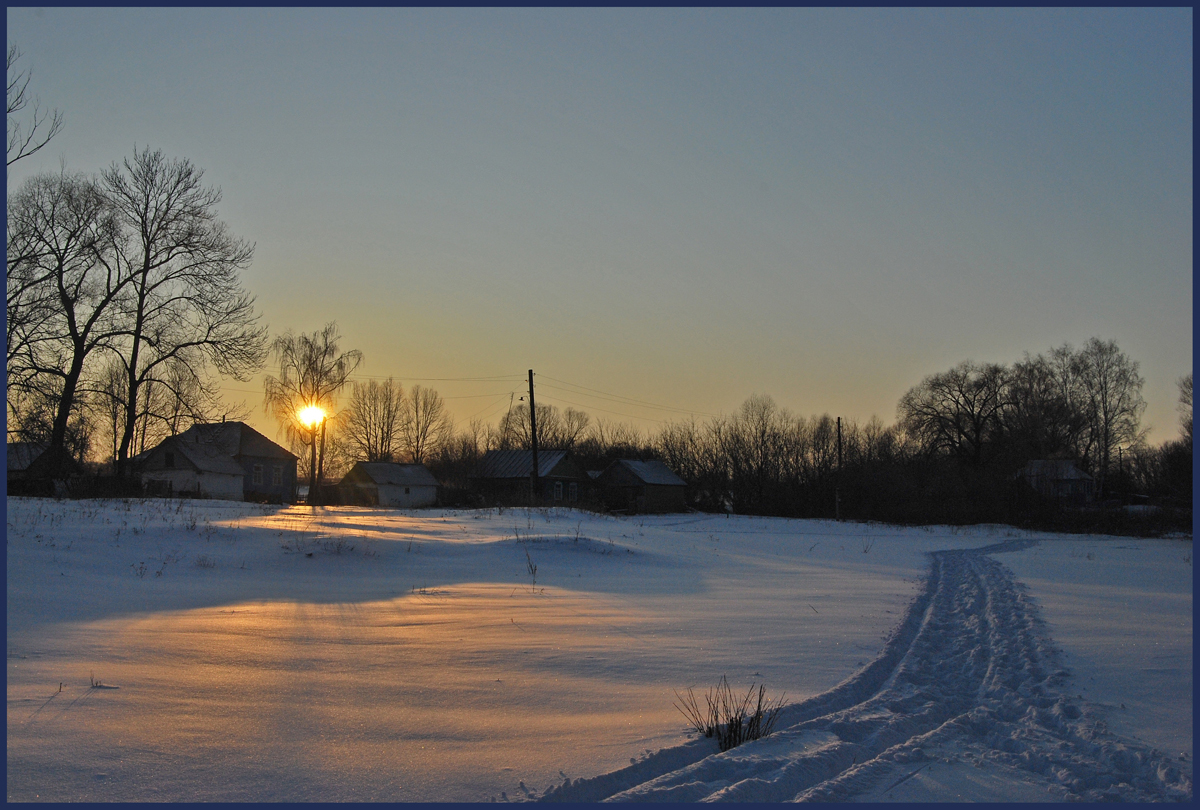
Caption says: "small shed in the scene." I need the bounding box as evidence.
[597,459,687,514]
[140,422,298,502]
[339,462,439,508]
[470,449,590,505]
[1017,459,1095,503]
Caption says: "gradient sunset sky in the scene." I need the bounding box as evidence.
[6,7,1193,444]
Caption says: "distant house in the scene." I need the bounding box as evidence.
[7,442,48,481]
[7,443,83,494]
[339,462,439,508]
[470,449,590,505]
[1018,459,1095,503]
[139,422,298,502]
[597,459,687,514]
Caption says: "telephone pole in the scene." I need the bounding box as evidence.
[528,369,539,504]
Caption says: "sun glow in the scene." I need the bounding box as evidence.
[298,405,326,429]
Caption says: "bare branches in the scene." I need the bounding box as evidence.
[100,146,267,473]
[262,322,362,480]
[7,45,63,167]
[342,377,405,462]
[399,385,453,464]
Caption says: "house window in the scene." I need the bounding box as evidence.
[272,466,283,486]
[253,464,263,485]
[554,481,563,501]
[165,451,174,469]
[569,482,578,502]
[404,487,410,494]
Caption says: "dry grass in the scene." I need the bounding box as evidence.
[673,675,786,752]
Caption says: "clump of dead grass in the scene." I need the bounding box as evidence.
[673,674,786,752]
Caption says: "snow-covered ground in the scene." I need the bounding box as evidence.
[6,498,1192,802]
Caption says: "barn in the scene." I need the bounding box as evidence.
[598,459,687,514]
[339,462,440,508]
[139,422,298,502]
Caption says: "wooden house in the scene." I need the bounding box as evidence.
[339,462,439,507]
[1017,459,1096,503]
[597,459,687,514]
[139,421,298,502]
[470,449,590,505]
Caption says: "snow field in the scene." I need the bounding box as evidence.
[6,498,1192,802]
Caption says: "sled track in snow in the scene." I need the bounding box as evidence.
[540,540,1193,802]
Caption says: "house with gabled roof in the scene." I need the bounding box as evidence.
[1017,459,1095,503]
[139,421,298,502]
[469,449,590,505]
[597,458,687,514]
[339,462,439,507]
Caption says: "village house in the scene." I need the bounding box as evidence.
[139,421,298,502]
[597,458,688,514]
[1017,459,1096,503]
[469,449,591,505]
[338,462,440,508]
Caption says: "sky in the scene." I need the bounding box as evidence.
[6,7,1193,445]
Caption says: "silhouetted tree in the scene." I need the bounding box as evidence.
[102,147,267,475]
[1075,338,1146,496]
[263,322,362,484]
[6,170,121,466]
[897,361,1009,466]
[398,385,454,465]
[341,377,405,462]
[7,45,63,167]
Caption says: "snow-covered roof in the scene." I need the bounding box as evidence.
[177,422,298,461]
[606,459,686,487]
[474,449,571,479]
[166,436,249,477]
[1020,459,1093,481]
[345,462,439,488]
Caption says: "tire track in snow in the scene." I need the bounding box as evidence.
[539,539,1192,802]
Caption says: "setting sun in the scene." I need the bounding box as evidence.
[298,405,325,429]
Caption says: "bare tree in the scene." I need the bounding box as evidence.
[1178,373,1192,443]
[7,45,63,167]
[399,384,453,464]
[1074,338,1146,495]
[342,377,405,462]
[102,147,267,474]
[897,361,1009,466]
[6,170,122,466]
[262,322,362,488]
[495,401,589,451]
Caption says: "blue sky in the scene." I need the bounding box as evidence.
[6,7,1192,443]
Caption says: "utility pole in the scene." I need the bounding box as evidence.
[528,369,539,505]
[835,416,842,521]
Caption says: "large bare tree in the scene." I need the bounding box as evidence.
[398,384,453,464]
[5,170,122,465]
[102,147,267,475]
[1075,338,1146,495]
[897,361,1009,466]
[341,377,405,462]
[7,45,63,167]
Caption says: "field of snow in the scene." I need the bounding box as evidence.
[6,497,1192,802]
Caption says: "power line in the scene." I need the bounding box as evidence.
[536,374,714,417]
[536,393,674,426]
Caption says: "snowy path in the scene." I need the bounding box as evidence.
[540,539,1193,803]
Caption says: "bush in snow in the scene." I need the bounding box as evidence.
[673,675,786,752]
